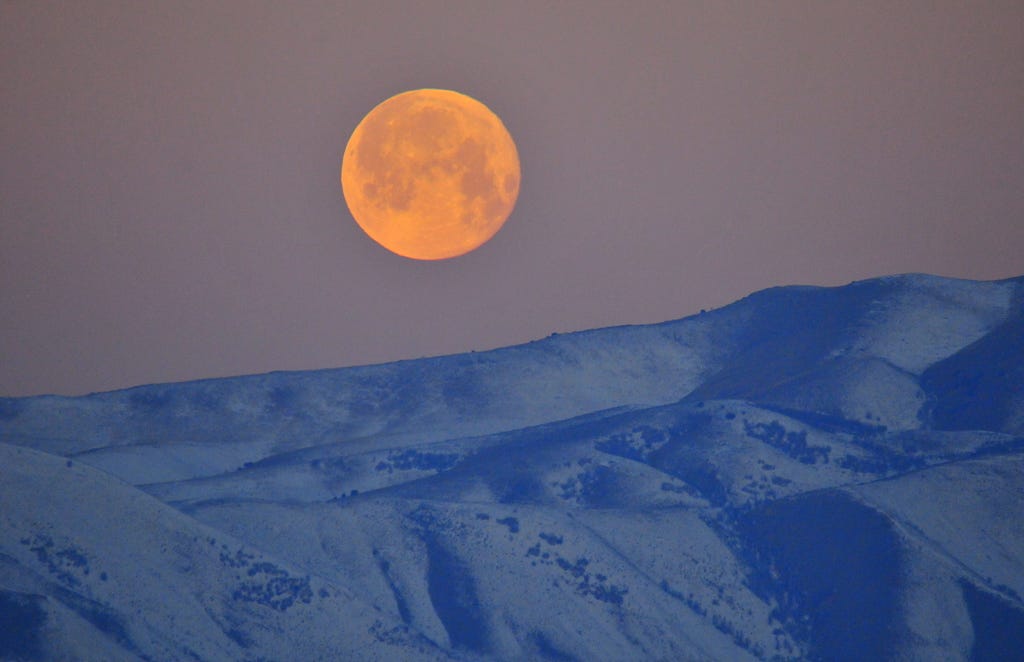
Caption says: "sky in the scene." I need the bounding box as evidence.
[2,1,1023,397]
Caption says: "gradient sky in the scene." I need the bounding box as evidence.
[2,2,1023,397]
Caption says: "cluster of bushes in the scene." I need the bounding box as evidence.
[744,421,830,465]
[375,449,460,474]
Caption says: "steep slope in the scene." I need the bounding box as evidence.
[139,397,1024,660]
[0,443,447,661]
[687,274,1018,427]
[920,286,1024,434]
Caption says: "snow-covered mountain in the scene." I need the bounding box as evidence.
[2,273,1022,660]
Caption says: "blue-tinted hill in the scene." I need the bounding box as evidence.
[1,273,1022,660]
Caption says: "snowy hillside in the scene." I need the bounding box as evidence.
[1,273,1022,660]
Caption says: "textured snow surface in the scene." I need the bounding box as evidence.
[1,273,1022,661]
[853,274,1016,374]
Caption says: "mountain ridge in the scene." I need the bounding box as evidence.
[2,271,1022,660]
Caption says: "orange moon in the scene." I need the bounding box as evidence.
[341,89,521,260]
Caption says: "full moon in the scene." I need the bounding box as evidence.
[341,89,521,260]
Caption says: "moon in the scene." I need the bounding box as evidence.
[341,89,521,261]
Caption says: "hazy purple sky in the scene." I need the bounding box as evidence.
[3,2,1023,396]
